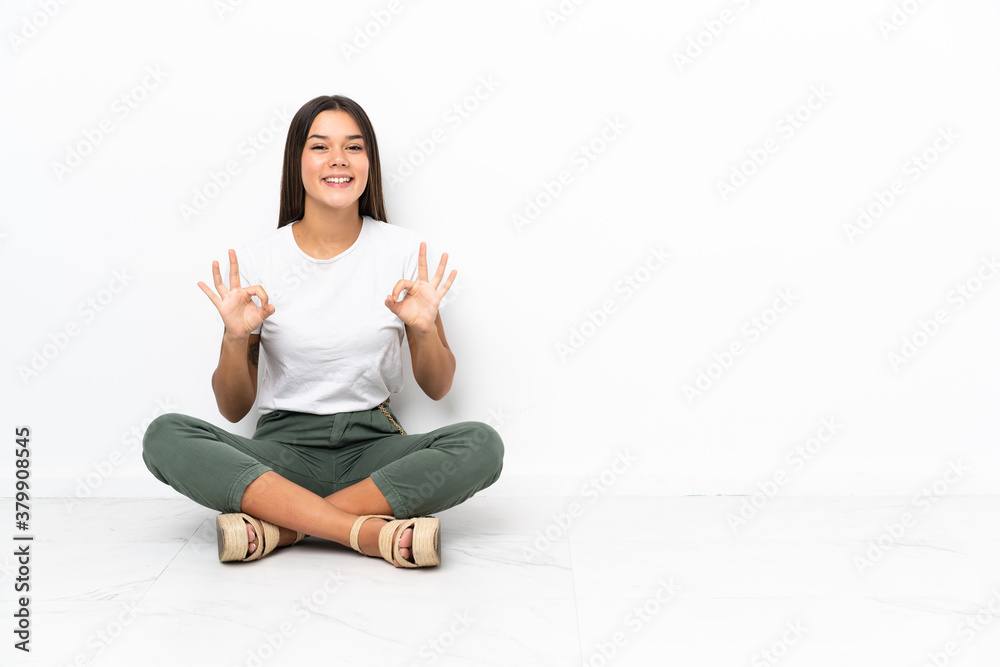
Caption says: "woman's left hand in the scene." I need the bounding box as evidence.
[385,242,457,332]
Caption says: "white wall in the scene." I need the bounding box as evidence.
[3,0,998,503]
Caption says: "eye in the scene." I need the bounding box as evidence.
[347,145,363,151]
[310,144,326,150]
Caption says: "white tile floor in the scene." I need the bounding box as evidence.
[2,494,999,666]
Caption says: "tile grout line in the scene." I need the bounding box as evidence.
[133,515,212,607]
[563,496,587,667]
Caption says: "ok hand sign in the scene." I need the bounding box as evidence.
[384,243,457,333]
[197,249,275,339]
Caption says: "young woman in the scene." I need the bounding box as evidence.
[142,95,503,568]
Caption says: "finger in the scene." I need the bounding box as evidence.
[429,252,448,289]
[389,279,413,303]
[211,260,228,297]
[416,242,428,282]
[383,289,405,317]
[244,284,271,309]
[384,293,399,314]
[437,269,458,297]
[197,281,222,309]
[228,249,241,289]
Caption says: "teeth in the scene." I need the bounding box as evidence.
[324,177,351,183]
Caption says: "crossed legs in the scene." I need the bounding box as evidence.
[239,471,415,566]
[142,411,504,567]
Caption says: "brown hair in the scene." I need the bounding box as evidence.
[278,95,387,227]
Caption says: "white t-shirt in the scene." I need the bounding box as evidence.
[236,216,422,415]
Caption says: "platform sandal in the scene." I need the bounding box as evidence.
[216,513,306,562]
[349,514,441,568]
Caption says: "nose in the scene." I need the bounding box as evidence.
[328,149,348,167]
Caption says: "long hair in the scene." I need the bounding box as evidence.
[278,95,388,228]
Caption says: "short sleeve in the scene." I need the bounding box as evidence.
[403,237,421,283]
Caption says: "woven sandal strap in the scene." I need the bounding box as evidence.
[258,519,281,558]
[350,515,395,554]
[379,518,419,568]
[240,514,281,562]
[240,515,265,562]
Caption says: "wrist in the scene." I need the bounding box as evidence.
[408,321,438,338]
[223,330,251,345]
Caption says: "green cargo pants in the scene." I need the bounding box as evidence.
[142,399,504,518]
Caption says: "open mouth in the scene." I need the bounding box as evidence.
[323,176,353,184]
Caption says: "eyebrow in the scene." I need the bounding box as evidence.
[307,134,364,141]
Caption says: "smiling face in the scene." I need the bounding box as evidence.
[300,109,370,219]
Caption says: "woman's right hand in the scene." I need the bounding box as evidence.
[197,249,275,339]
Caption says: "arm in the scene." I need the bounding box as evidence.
[211,332,261,422]
[198,249,274,422]
[386,242,458,401]
[405,314,455,401]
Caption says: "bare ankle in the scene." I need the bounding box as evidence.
[276,526,298,547]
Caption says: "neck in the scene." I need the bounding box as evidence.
[293,200,364,259]
[298,200,363,244]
